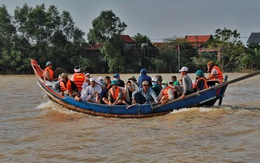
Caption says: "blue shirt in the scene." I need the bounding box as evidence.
[132,87,158,103]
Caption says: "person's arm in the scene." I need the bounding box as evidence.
[180,77,187,99]
[207,69,217,80]
[168,89,174,100]
[114,89,123,105]
[157,89,163,100]
[149,88,158,103]
[132,89,141,104]
[44,71,50,81]
[76,87,88,101]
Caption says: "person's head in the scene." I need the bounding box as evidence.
[111,80,118,89]
[128,76,136,82]
[100,79,104,85]
[140,68,147,75]
[89,77,96,87]
[85,72,90,79]
[195,70,205,77]
[207,61,215,72]
[152,77,158,86]
[60,73,68,81]
[113,73,120,80]
[74,66,81,73]
[104,76,111,84]
[155,75,162,83]
[46,61,53,69]
[161,80,168,89]
[127,80,132,86]
[85,77,90,84]
[142,81,149,91]
[179,66,188,76]
[171,76,177,82]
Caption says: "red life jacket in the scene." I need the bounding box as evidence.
[43,67,54,81]
[195,77,209,91]
[210,66,223,83]
[110,87,120,101]
[59,79,72,92]
[71,73,85,91]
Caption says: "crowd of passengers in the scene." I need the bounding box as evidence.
[42,61,224,105]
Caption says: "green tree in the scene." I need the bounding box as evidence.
[13,4,86,73]
[237,43,260,71]
[132,33,159,71]
[0,5,16,73]
[213,28,245,71]
[87,10,127,72]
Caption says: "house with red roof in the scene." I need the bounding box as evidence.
[185,35,213,48]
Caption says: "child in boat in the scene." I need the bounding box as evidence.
[158,80,174,104]
[103,80,128,105]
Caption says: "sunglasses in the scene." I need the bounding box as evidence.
[142,84,148,86]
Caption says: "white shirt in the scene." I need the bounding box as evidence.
[80,84,102,101]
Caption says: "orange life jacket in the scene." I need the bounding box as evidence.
[195,77,209,90]
[210,66,223,83]
[71,73,85,91]
[43,67,54,81]
[110,87,121,101]
[59,79,72,92]
[162,86,174,98]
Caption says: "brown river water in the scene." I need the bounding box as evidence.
[0,73,259,163]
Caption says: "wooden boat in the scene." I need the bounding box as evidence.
[31,59,260,118]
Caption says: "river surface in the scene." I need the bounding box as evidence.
[0,73,259,163]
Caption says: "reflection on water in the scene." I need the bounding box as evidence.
[0,74,259,162]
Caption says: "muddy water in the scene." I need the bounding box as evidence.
[0,73,259,162]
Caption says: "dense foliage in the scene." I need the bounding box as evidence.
[0,4,86,74]
[0,5,259,74]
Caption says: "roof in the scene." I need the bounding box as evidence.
[247,32,260,43]
[185,35,213,43]
[185,35,213,47]
[85,43,102,51]
[119,35,136,44]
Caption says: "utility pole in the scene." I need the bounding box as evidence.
[177,44,180,71]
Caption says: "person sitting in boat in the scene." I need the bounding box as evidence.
[102,80,128,105]
[58,73,79,97]
[138,68,152,88]
[75,77,102,103]
[128,76,138,86]
[125,80,139,104]
[173,81,183,98]
[100,76,112,101]
[52,75,62,90]
[43,61,57,86]
[113,73,125,87]
[151,77,161,96]
[206,61,224,86]
[178,66,193,99]
[132,81,158,104]
[81,76,90,94]
[193,70,209,91]
[158,80,174,104]
[169,75,177,85]
[155,74,163,87]
[70,66,85,93]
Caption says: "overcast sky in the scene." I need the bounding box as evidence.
[2,0,260,44]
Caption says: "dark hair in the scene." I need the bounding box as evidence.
[105,76,110,80]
